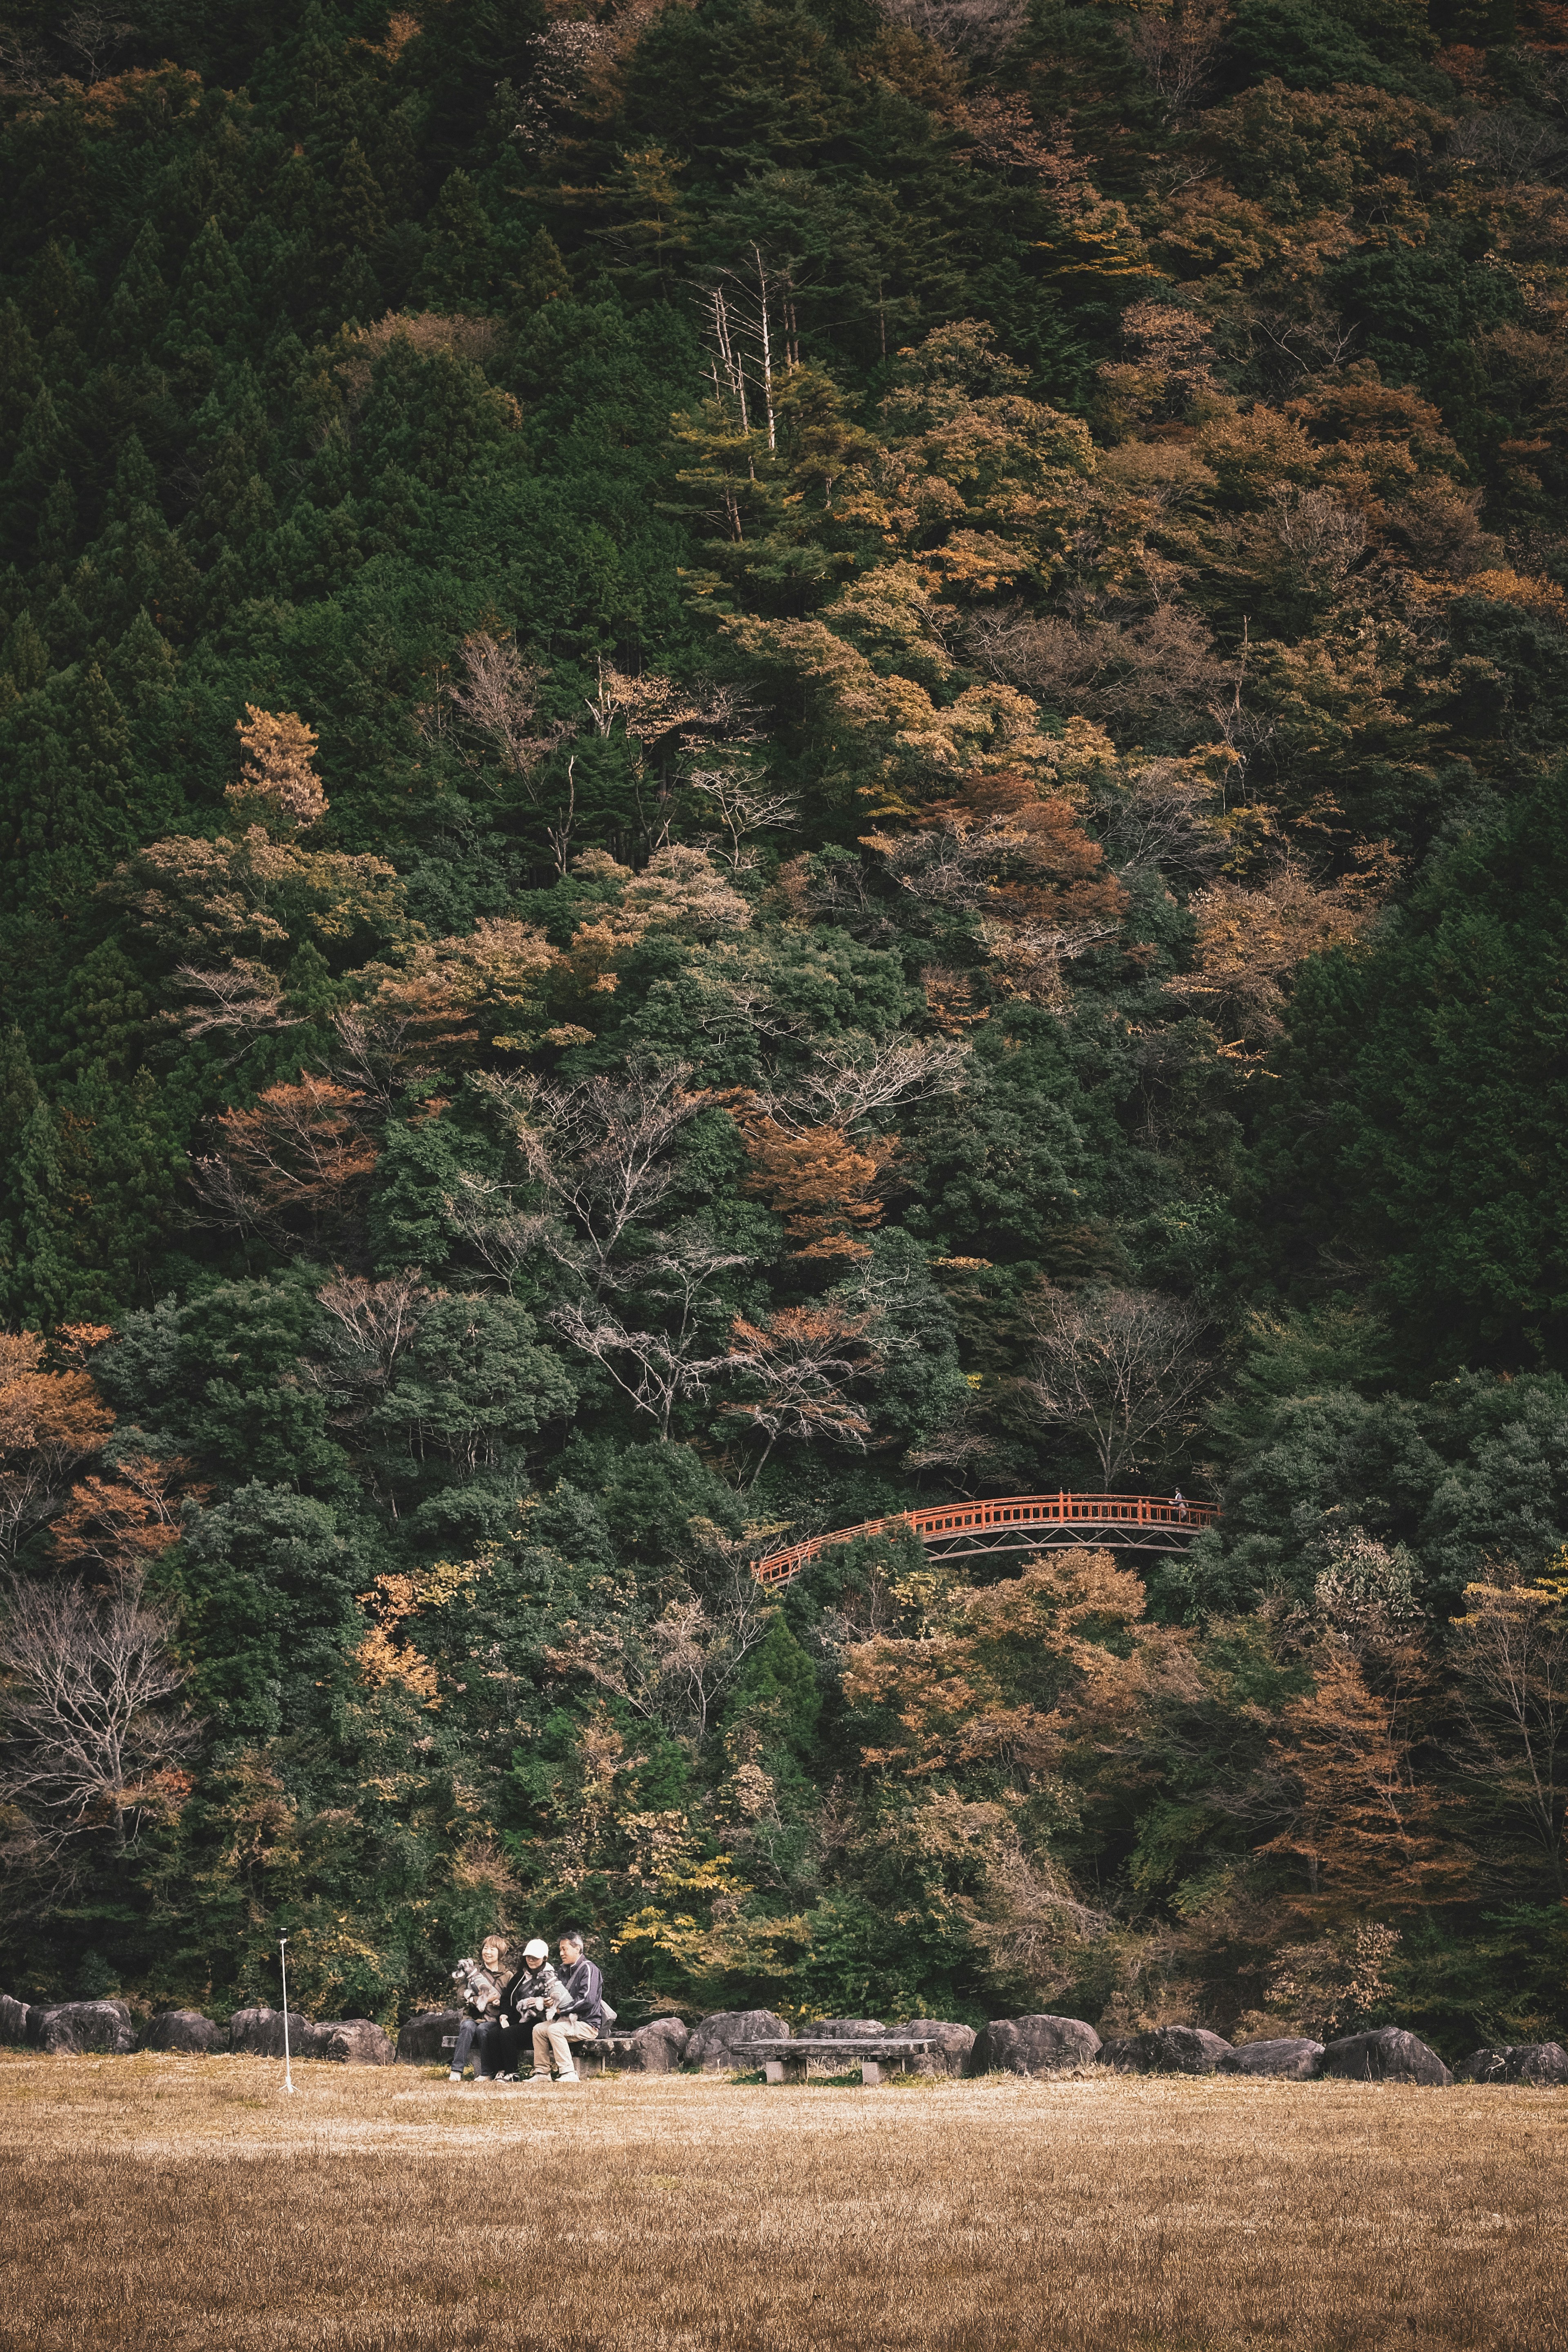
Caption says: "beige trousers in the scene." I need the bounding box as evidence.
[532,2018,597,2078]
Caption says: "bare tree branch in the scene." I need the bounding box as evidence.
[0,1574,197,1870]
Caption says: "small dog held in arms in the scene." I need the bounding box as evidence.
[450,1955,502,2018]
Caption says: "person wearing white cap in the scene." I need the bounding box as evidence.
[494,1939,567,2080]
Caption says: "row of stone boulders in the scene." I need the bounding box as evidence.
[9,1989,1564,2088]
[1457,2042,1568,2085]
[972,2014,1568,2087]
[0,1996,138,2056]
[514,2006,1566,2087]
[0,1993,393,2064]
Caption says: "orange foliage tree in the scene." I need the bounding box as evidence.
[1256,1641,1462,1918]
[197,1074,378,1246]
[0,1329,115,1564]
[50,1452,203,1585]
[228,705,328,831]
[864,767,1128,1001]
[737,1115,899,1258]
[842,1546,1180,1782]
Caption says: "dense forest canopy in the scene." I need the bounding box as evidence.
[0,0,1565,2053]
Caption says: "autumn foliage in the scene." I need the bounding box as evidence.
[738,1116,898,1257]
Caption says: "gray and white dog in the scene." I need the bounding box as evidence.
[450,1955,503,2018]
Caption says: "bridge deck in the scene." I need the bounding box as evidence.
[752,1493,1217,1588]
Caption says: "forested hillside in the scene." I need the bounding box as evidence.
[0,0,1565,2051]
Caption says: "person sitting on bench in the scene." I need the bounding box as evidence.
[527,1930,606,2084]
[448,1935,508,2083]
[493,1939,567,2080]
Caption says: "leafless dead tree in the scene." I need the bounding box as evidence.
[551,1220,750,1439]
[1089,758,1231,889]
[549,1578,774,1745]
[686,764,800,875]
[876,0,1027,62]
[718,1303,881,1480]
[478,1061,714,1293]
[757,1036,971,1137]
[173,960,303,1048]
[0,1574,197,1871]
[1022,1285,1210,1485]
[449,633,557,787]
[314,1272,438,1422]
[1448,1573,1568,1899]
[966,604,1236,749]
[58,7,136,79]
[1125,0,1231,121]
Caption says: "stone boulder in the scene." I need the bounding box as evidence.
[586,2019,690,2074]
[145,2010,226,2055]
[889,2019,976,2077]
[0,1993,33,2046]
[975,2015,1100,2077]
[626,2018,688,2072]
[1458,2042,1568,2087]
[1098,2027,1232,2076]
[228,2007,311,2060]
[1318,2027,1451,2086]
[303,2018,394,2066]
[1217,2038,1324,2079]
[397,2008,463,2065]
[30,2000,138,2056]
[803,2017,884,2039]
[684,2010,791,2072]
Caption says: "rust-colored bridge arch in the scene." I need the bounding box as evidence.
[751,1492,1218,1589]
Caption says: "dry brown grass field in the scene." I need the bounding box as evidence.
[0,2053,1563,2352]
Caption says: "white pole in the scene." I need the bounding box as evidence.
[279,1936,295,2094]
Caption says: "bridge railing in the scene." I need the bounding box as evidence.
[752,1492,1218,1588]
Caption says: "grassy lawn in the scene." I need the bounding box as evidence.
[0,2054,1563,2349]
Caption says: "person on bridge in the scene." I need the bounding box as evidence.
[1173,1487,1189,1520]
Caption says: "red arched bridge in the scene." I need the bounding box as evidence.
[751,1492,1218,1589]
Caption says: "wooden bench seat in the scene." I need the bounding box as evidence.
[744,2037,938,2086]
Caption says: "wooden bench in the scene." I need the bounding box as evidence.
[744,2037,938,2086]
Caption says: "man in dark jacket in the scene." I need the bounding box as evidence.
[527,1930,606,2084]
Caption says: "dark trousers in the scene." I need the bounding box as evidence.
[450,2017,489,2077]
[474,2018,528,2078]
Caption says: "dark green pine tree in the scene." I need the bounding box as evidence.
[169,218,254,356]
[50,1063,187,1317]
[0,659,136,921]
[40,580,92,666]
[0,1026,42,1318]
[4,1092,71,1328]
[414,169,496,310]
[508,229,572,319]
[22,239,94,374]
[59,939,156,1083]
[34,473,77,572]
[329,139,390,327]
[105,604,179,716]
[335,138,389,259]
[94,439,202,641]
[97,222,171,366]
[2,384,73,564]
[0,300,42,448]
[1,609,50,696]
